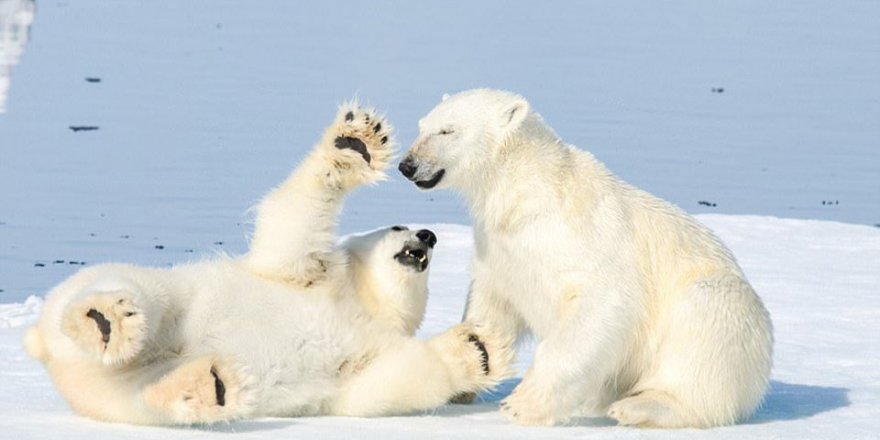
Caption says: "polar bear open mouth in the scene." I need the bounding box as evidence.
[393,229,436,272]
[394,245,431,272]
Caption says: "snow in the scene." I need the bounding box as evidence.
[1,0,879,438]
[1,218,879,439]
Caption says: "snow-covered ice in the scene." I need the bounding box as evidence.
[1,0,878,438]
[1,218,879,439]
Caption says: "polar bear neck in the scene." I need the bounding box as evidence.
[462,113,590,232]
[349,260,427,336]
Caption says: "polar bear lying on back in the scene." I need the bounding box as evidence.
[399,89,773,428]
[24,104,513,425]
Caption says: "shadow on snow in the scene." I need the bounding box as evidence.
[430,378,849,426]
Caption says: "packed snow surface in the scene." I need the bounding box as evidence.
[1,218,879,439]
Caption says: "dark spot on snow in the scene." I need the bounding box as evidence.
[85,77,101,83]
[120,234,130,239]
[821,200,839,206]
[89,233,96,237]
[213,241,224,246]
[155,245,165,250]
[34,263,45,267]
[185,249,194,253]
[698,200,717,207]
[711,87,725,93]
[69,126,99,132]
[54,260,65,264]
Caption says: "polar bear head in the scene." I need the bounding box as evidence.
[398,89,532,191]
[341,226,437,335]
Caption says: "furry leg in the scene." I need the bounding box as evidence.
[454,275,527,403]
[499,284,639,426]
[244,103,394,286]
[333,324,514,416]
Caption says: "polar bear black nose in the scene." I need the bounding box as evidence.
[398,158,417,180]
[416,229,437,248]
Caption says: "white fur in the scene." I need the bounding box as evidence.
[401,89,773,428]
[24,103,514,425]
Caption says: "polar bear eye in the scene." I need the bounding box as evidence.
[438,128,455,135]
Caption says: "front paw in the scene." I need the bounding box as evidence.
[320,103,394,188]
[500,380,559,426]
[430,323,515,393]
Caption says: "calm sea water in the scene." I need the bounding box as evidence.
[1,0,878,301]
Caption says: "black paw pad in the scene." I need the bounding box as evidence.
[334,136,371,163]
[344,111,354,122]
[210,367,226,406]
[468,334,490,375]
[86,309,111,344]
[373,122,381,133]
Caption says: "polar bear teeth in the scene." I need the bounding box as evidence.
[404,249,427,263]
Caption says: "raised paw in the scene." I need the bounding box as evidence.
[143,356,253,425]
[429,323,516,394]
[61,291,148,365]
[318,103,394,189]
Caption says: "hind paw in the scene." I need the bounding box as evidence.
[144,356,253,424]
[62,291,148,365]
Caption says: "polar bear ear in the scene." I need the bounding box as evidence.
[441,93,450,102]
[500,97,529,131]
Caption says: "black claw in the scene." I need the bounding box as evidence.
[468,334,490,375]
[373,122,381,133]
[86,309,112,344]
[380,136,388,144]
[344,111,354,122]
[334,136,371,163]
[210,367,226,407]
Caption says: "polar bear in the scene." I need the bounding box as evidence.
[23,103,513,425]
[398,89,774,428]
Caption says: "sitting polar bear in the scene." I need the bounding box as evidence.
[23,104,513,425]
[399,89,773,428]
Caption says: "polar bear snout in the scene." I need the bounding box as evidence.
[398,155,446,190]
[398,157,418,179]
[394,229,436,272]
[415,229,437,248]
